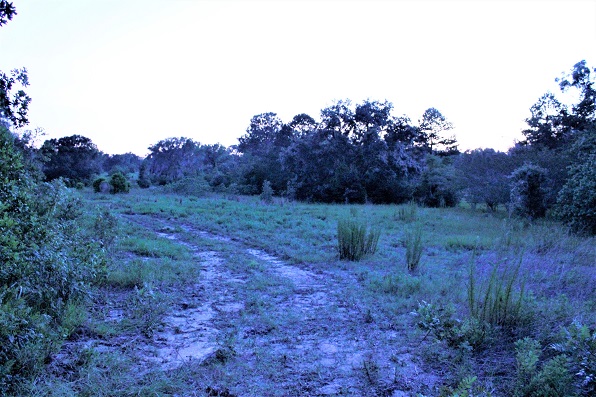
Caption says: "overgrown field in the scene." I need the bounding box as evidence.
[30,189,595,396]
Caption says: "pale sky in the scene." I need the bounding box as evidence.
[1,0,595,156]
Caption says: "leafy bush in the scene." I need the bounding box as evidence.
[0,126,108,393]
[416,301,487,351]
[92,177,108,193]
[168,175,210,197]
[260,179,274,204]
[514,338,575,397]
[337,218,380,261]
[510,163,548,219]
[552,321,596,395]
[109,171,130,194]
[414,155,459,208]
[556,153,596,235]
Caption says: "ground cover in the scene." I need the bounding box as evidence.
[31,189,595,396]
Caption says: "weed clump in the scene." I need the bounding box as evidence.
[468,256,527,329]
[395,201,418,222]
[337,218,380,261]
[405,223,424,272]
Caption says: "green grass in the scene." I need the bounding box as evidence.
[39,188,596,397]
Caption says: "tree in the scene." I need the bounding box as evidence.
[0,0,16,26]
[320,99,355,138]
[237,113,289,194]
[145,137,201,185]
[557,60,595,131]
[521,92,570,149]
[417,108,458,155]
[40,134,102,185]
[102,152,142,175]
[455,149,513,210]
[414,155,459,207]
[237,112,285,155]
[509,163,548,219]
[287,113,317,138]
[556,127,596,235]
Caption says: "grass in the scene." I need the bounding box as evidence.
[32,187,596,397]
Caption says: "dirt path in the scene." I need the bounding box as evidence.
[89,214,440,396]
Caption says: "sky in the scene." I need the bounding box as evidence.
[1,0,595,156]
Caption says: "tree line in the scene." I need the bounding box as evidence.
[24,60,594,235]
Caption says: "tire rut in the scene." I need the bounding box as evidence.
[113,214,439,395]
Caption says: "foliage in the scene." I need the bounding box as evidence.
[417,107,458,155]
[455,149,512,210]
[395,201,418,222]
[405,223,424,272]
[414,155,459,207]
[145,137,201,185]
[0,126,109,393]
[552,321,596,395]
[416,301,487,351]
[509,163,548,219]
[92,177,107,193]
[40,134,102,185]
[145,137,236,191]
[168,175,210,197]
[109,171,130,194]
[260,179,274,204]
[0,67,30,128]
[137,160,151,188]
[337,218,380,261]
[468,256,526,329]
[101,152,141,175]
[556,129,596,235]
[514,338,575,397]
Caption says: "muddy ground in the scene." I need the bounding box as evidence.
[52,213,443,396]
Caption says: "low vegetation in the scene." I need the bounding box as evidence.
[15,188,584,396]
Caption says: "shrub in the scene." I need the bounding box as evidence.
[416,301,487,350]
[556,153,596,235]
[260,179,274,204]
[552,321,596,395]
[510,163,548,219]
[514,338,575,397]
[92,177,107,193]
[168,175,210,197]
[404,223,423,272]
[414,155,459,208]
[0,127,108,393]
[337,218,380,261]
[109,171,130,194]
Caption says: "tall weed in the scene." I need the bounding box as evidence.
[395,201,418,223]
[337,218,380,261]
[405,223,424,272]
[468,255,527,329]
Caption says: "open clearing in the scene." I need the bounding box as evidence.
[46,192,595,397]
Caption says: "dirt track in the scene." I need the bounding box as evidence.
[59,213,441,396]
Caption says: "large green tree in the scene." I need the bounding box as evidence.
[416,107,458,155]
[40,134,102,185]
[0,2,30,129]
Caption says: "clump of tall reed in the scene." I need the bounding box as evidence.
[337,218,380,261]
[468,253,527,329]
[405,223,424,272]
